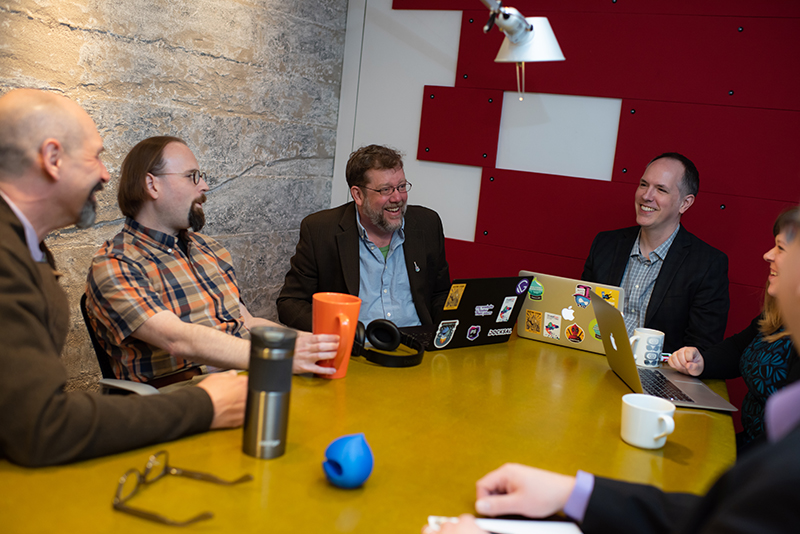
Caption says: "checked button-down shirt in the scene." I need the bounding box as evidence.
[85,217,247,383]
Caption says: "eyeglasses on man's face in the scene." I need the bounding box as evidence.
[152,169,207,185]
[361,181,412,197]
[113,450,252,527]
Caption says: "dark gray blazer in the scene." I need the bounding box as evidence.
[582,421,800,533]
[277,202,451,331]
[581,225,729,352]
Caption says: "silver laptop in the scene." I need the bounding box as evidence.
[517,271,624,355]
[591,291,737,412]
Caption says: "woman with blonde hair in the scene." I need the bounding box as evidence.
[669,206,799,453]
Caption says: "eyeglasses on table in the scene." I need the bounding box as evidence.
[113,450,253,526]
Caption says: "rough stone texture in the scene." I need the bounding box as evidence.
[0,0,348,390]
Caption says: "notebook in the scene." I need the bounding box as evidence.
[591,291,737,411]
[516,271,625,354]
[426,276,532,351]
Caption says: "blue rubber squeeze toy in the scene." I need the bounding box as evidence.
[323,433,374,488]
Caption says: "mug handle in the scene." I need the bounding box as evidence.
[320,313,351,370]
[629,336,641,363]
[337,313,352,340]
[654,415,675,440]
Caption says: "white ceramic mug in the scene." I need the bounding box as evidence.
[620,393,675,449]
[629,328,665,368]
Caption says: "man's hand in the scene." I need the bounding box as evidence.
[668,347,705,376]
[197,370,248,429]
[293,332,339,375]
[473,463,576,519]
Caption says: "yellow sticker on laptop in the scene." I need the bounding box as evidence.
[595,287,621,309]
[443,284,467,310]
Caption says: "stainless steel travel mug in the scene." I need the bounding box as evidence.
[242,326,296,459]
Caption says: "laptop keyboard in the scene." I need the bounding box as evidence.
[638,368,695,403]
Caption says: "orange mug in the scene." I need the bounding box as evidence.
[312,292,361,379]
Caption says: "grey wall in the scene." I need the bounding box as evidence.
[0,0,348,390]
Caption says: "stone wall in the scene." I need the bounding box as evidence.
[0,0,348,390]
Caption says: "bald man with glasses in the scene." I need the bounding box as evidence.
[85,136,339,387]
[277,144,451,332]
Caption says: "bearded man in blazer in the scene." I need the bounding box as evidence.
[277,145,451,332]
[581,153,729,353]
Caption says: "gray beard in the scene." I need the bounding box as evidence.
[75,198,97,229]
[367,202,406,234]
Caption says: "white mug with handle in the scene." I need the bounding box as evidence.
[629,328,665,368]
[621,393,675,449]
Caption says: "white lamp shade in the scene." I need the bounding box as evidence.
[495,17,565,63]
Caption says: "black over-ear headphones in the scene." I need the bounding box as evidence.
[351,319,425,367]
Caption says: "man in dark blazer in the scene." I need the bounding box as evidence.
[425,208,800,534]
[278,145,450,332]
[582,153,729,352]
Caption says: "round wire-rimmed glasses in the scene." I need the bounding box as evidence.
[152,170,207,185]
[112,450,252,527]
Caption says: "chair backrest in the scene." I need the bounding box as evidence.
[80,293,116,380]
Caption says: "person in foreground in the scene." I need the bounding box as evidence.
[426,213,800,533]
[581,153,729,352]
[669,207,798,453]
[85,136,339,386]
[277,144,450,331]
[0,89,247,467]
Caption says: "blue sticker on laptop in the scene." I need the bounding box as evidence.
[434,320,459,349]
[573,284,592,308]
[516,278,530,295]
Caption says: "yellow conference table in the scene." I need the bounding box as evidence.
[1,336,735,533]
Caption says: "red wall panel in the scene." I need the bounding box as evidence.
[472,168,793,288]
[445,238,586,281]
[613,100,800,202]
[455,11,800,111]
[394,1,800,17]
[473,168,634,258]
[417,85,503,166]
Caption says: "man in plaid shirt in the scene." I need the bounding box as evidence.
[85,136,338,387]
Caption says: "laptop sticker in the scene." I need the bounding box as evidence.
[475,304,494,317]
[573,284,592,308]
[488,327,513,336]
[516,278,530,295]
[596,287,621,309]
[528,277,544,300]
[589,318,601,340]
[443,284,467,310]
[565,323,585,343]
[496,297,517,322]
[525,309,542,335]
[434,320,459,348]
[544,313,561,340]
[466,325,481,341]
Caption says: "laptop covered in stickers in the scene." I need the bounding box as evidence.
[428,275,533,351]
[516,270,625,355]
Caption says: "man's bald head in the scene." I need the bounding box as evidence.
[0,89,88,178]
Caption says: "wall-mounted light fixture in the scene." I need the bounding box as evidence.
[480,1,565,100]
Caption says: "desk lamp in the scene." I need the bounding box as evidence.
[480,0,565,100]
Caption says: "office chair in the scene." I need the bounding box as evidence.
[80,293,159,396]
